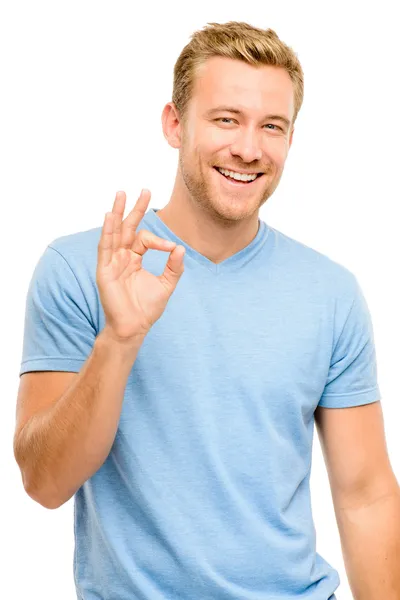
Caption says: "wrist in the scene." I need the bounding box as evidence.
[97,325,146,354]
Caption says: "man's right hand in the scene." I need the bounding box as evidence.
[96,190,185,342]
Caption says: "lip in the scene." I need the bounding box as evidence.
[217,167,261,175]
[213,166,264,188]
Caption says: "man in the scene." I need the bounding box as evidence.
[14,20,400,600]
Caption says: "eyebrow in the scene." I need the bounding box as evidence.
[205,106,291,128]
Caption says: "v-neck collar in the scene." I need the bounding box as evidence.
[143,208,270,274]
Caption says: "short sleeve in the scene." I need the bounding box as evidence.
[318,276,381,408]
[19,245,97,376]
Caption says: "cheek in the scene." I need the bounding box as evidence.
[263,145,287,172]
[202,124,234,149]
[271,138,290,161]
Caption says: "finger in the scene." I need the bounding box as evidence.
[111,191,126,251]
[131,229,177,257]
[120,189,152,248]
[158,245,186,293]
[97,212,115,269]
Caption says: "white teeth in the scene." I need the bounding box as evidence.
[217,167,258,182]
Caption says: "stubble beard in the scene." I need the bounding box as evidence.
[179,150,277,225]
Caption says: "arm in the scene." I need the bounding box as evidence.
[335,487,400,599]
[14,327,145,509]
[15,189,184,511]
[315,401,400,599]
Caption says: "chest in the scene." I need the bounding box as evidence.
[119,273,333,435]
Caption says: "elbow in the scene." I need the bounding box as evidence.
[14,435,65,510]
[23,470,68,509]
[24,471,76,509]
[25,483,64,510]
[18,465,64,510]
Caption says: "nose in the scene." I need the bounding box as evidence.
[229,127,262,163]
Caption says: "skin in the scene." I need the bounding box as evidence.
[158,55,295,264]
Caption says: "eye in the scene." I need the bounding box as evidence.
[216,118,235,124]
[264,124,282,131]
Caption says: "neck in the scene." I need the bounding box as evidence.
[156,173,260,265]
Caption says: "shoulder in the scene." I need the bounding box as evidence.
[46,226,102,265]
[34,226,102,309]
[267,224,359,302]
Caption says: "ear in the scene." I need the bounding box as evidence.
[161,102,182,149]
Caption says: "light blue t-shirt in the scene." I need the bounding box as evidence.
[19,208,381,600]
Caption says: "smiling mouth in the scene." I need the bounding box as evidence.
[213,166,264,186]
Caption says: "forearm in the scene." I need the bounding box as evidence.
[335,486,400,599]
[16,327,145,509]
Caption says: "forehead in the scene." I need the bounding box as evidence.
[191,56,294,118]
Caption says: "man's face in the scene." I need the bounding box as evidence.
[176,56,295,223]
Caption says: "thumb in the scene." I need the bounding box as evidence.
[158,245,186,293]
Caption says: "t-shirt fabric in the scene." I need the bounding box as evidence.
[19,208,381,600]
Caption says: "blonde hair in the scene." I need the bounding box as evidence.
[172,21,304,128]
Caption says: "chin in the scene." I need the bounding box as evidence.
[210,197,260,222]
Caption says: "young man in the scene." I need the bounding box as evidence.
[14,20,400,600]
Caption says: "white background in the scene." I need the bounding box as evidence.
[1,1,399,599]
